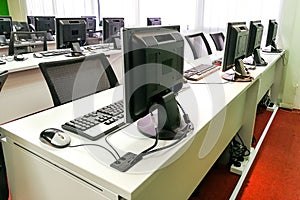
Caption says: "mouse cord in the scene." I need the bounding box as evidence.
[105,132,121,158]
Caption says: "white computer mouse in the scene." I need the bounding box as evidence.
[40,128,71,148]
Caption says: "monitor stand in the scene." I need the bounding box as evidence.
[222,59,253,82]
[137,92,186,140]
[69,42,83,56]
[46,32,54,41]
[245,49,268,67]
[262,41,282,53]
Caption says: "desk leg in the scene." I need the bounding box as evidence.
[238,80,259,149]
[271,56,285,105]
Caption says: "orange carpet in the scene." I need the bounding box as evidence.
[189,108,300,199]
[237,109,300,199]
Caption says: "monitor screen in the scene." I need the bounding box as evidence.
[103,18,124,42]
[34,16,56,35]
[56,18,86,50]
[245,20,267,66]
[222,22,252,81]
[147,18,161,26]
[123,25,185,140]
[0,16,12,39]
[265,19,282,53]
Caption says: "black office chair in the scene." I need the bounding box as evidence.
[0,70,8,92]
[185,32,212,59]
[39,53,119,106]
[9,31,48,55]
[210,32,225,51]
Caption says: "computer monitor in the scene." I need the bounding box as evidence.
[123,25,187,140]
[34,16,55,35]
[56,18,86,51]
[27,16,35,31]
[103,17,124,47]
[0,16,12,39]
[222,22,252,82]
[245,20,267,66]
[147,18,161,26]
[27,16,35,25]
[82,16,96,33]
[265,19,282,53]
[12,21,32,40]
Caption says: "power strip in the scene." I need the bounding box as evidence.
[230,147,254,175]
[267,102,277,111]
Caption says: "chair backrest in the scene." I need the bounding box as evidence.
[9,31,48,55]
[185,32,212,59]
[39,53,119,106]
[210,32,225,51]
[0,70,8,92]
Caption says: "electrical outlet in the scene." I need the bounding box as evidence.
[110,152,142,172]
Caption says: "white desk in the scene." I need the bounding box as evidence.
[0,47,123,124]
[0,52,284,199]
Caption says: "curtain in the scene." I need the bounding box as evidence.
[25,0,98,17]
[139,0,197,33]
[100,0,137,27]
[202,0,283,34]
[25,0,283,35]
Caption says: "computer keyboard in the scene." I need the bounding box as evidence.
[40,49,72,57]
[62,100,125,140]
[184,64,220,81]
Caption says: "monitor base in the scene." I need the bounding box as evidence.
[222,73,253,82]
[244,61,268,67]
[262,49,282,53]
[137,113,186,140]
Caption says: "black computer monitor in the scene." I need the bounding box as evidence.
[123,25,187,140]
[265,19,282,53]
[222,22,252,82]
[27,16,34,25]
[245,20,267,66]
[103,17,124,45]
[56,18,86,51]
[147,18,161,26]
[27,16,35,31]
[34,16,55,35]
[12,21,32,40]
[82,16,96,33]
[0,16,12,39]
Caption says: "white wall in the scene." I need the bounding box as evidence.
[279,0,300,109]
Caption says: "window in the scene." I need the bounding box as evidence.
[202,0,282,33]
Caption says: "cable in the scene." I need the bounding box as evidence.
[229,133,250,167]
[236,133,250,156]
[132,99,194,163]
[69,143,119,161]
[105,133,121,159]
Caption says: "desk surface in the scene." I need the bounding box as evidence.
[0,51,284,199]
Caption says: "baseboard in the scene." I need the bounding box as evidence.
[279,102,294,110]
